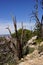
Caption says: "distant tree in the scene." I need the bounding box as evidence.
[32,0,43,38]
[41,0,43,9]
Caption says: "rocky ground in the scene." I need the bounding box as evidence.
[18,36,43,65]
[0,36,43,65]
[18,49,43,65]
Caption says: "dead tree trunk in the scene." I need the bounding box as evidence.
[21,22,24,57]
[13,16,22,59]
[41,15,43,38]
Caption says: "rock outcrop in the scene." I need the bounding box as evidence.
[18,49,43,65]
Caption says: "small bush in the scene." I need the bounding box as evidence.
[29,47,35,54]
[35,38,43,44]
[22,46,35,56]
[38,45,43,53]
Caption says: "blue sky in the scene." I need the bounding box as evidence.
[0,0,43,34]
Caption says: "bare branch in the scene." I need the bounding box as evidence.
[32,11,40,23]
[6,26,12,35]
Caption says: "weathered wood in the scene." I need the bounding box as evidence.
[41,15,43,38]
[12,16,22,59]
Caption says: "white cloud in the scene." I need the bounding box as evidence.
[0,21,35,35]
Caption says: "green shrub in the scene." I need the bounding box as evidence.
[29,47,35,54]
[38,45,43,53]
[22,46,35,56]
[12,29,34,43]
